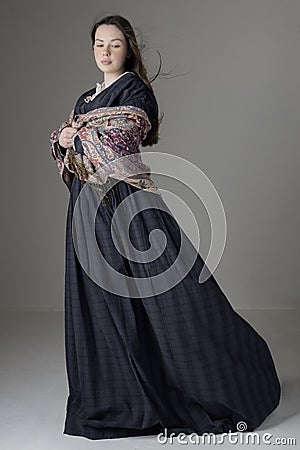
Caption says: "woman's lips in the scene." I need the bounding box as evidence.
[101,60,111,65]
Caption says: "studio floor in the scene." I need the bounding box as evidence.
[0,309,299,450]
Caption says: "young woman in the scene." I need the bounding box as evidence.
[50,15,281,441]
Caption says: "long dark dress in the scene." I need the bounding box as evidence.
[60,71,281,440]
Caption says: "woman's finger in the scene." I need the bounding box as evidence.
[65,128,77,136]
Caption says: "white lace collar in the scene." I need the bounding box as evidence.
[83,71,132,104]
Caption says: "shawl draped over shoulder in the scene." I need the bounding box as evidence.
[49,74,160,196]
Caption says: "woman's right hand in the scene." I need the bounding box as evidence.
[59,126,77,148]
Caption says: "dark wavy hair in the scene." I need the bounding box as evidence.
[90,15,164,147]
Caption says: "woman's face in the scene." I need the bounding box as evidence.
[93,24,129,76]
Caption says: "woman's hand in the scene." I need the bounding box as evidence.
[59,126,77,148]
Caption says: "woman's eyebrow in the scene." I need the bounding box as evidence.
[95,38,124,42]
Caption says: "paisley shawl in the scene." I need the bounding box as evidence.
[49,105,160,195]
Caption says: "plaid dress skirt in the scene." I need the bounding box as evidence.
[63,175,281,440]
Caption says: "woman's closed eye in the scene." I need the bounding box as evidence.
[96,44,120,48]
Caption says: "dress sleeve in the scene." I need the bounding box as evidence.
[118,77,158,136]
[49,108,75,192]
[57,143,68,156]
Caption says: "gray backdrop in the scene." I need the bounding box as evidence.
[1,0,299,311]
